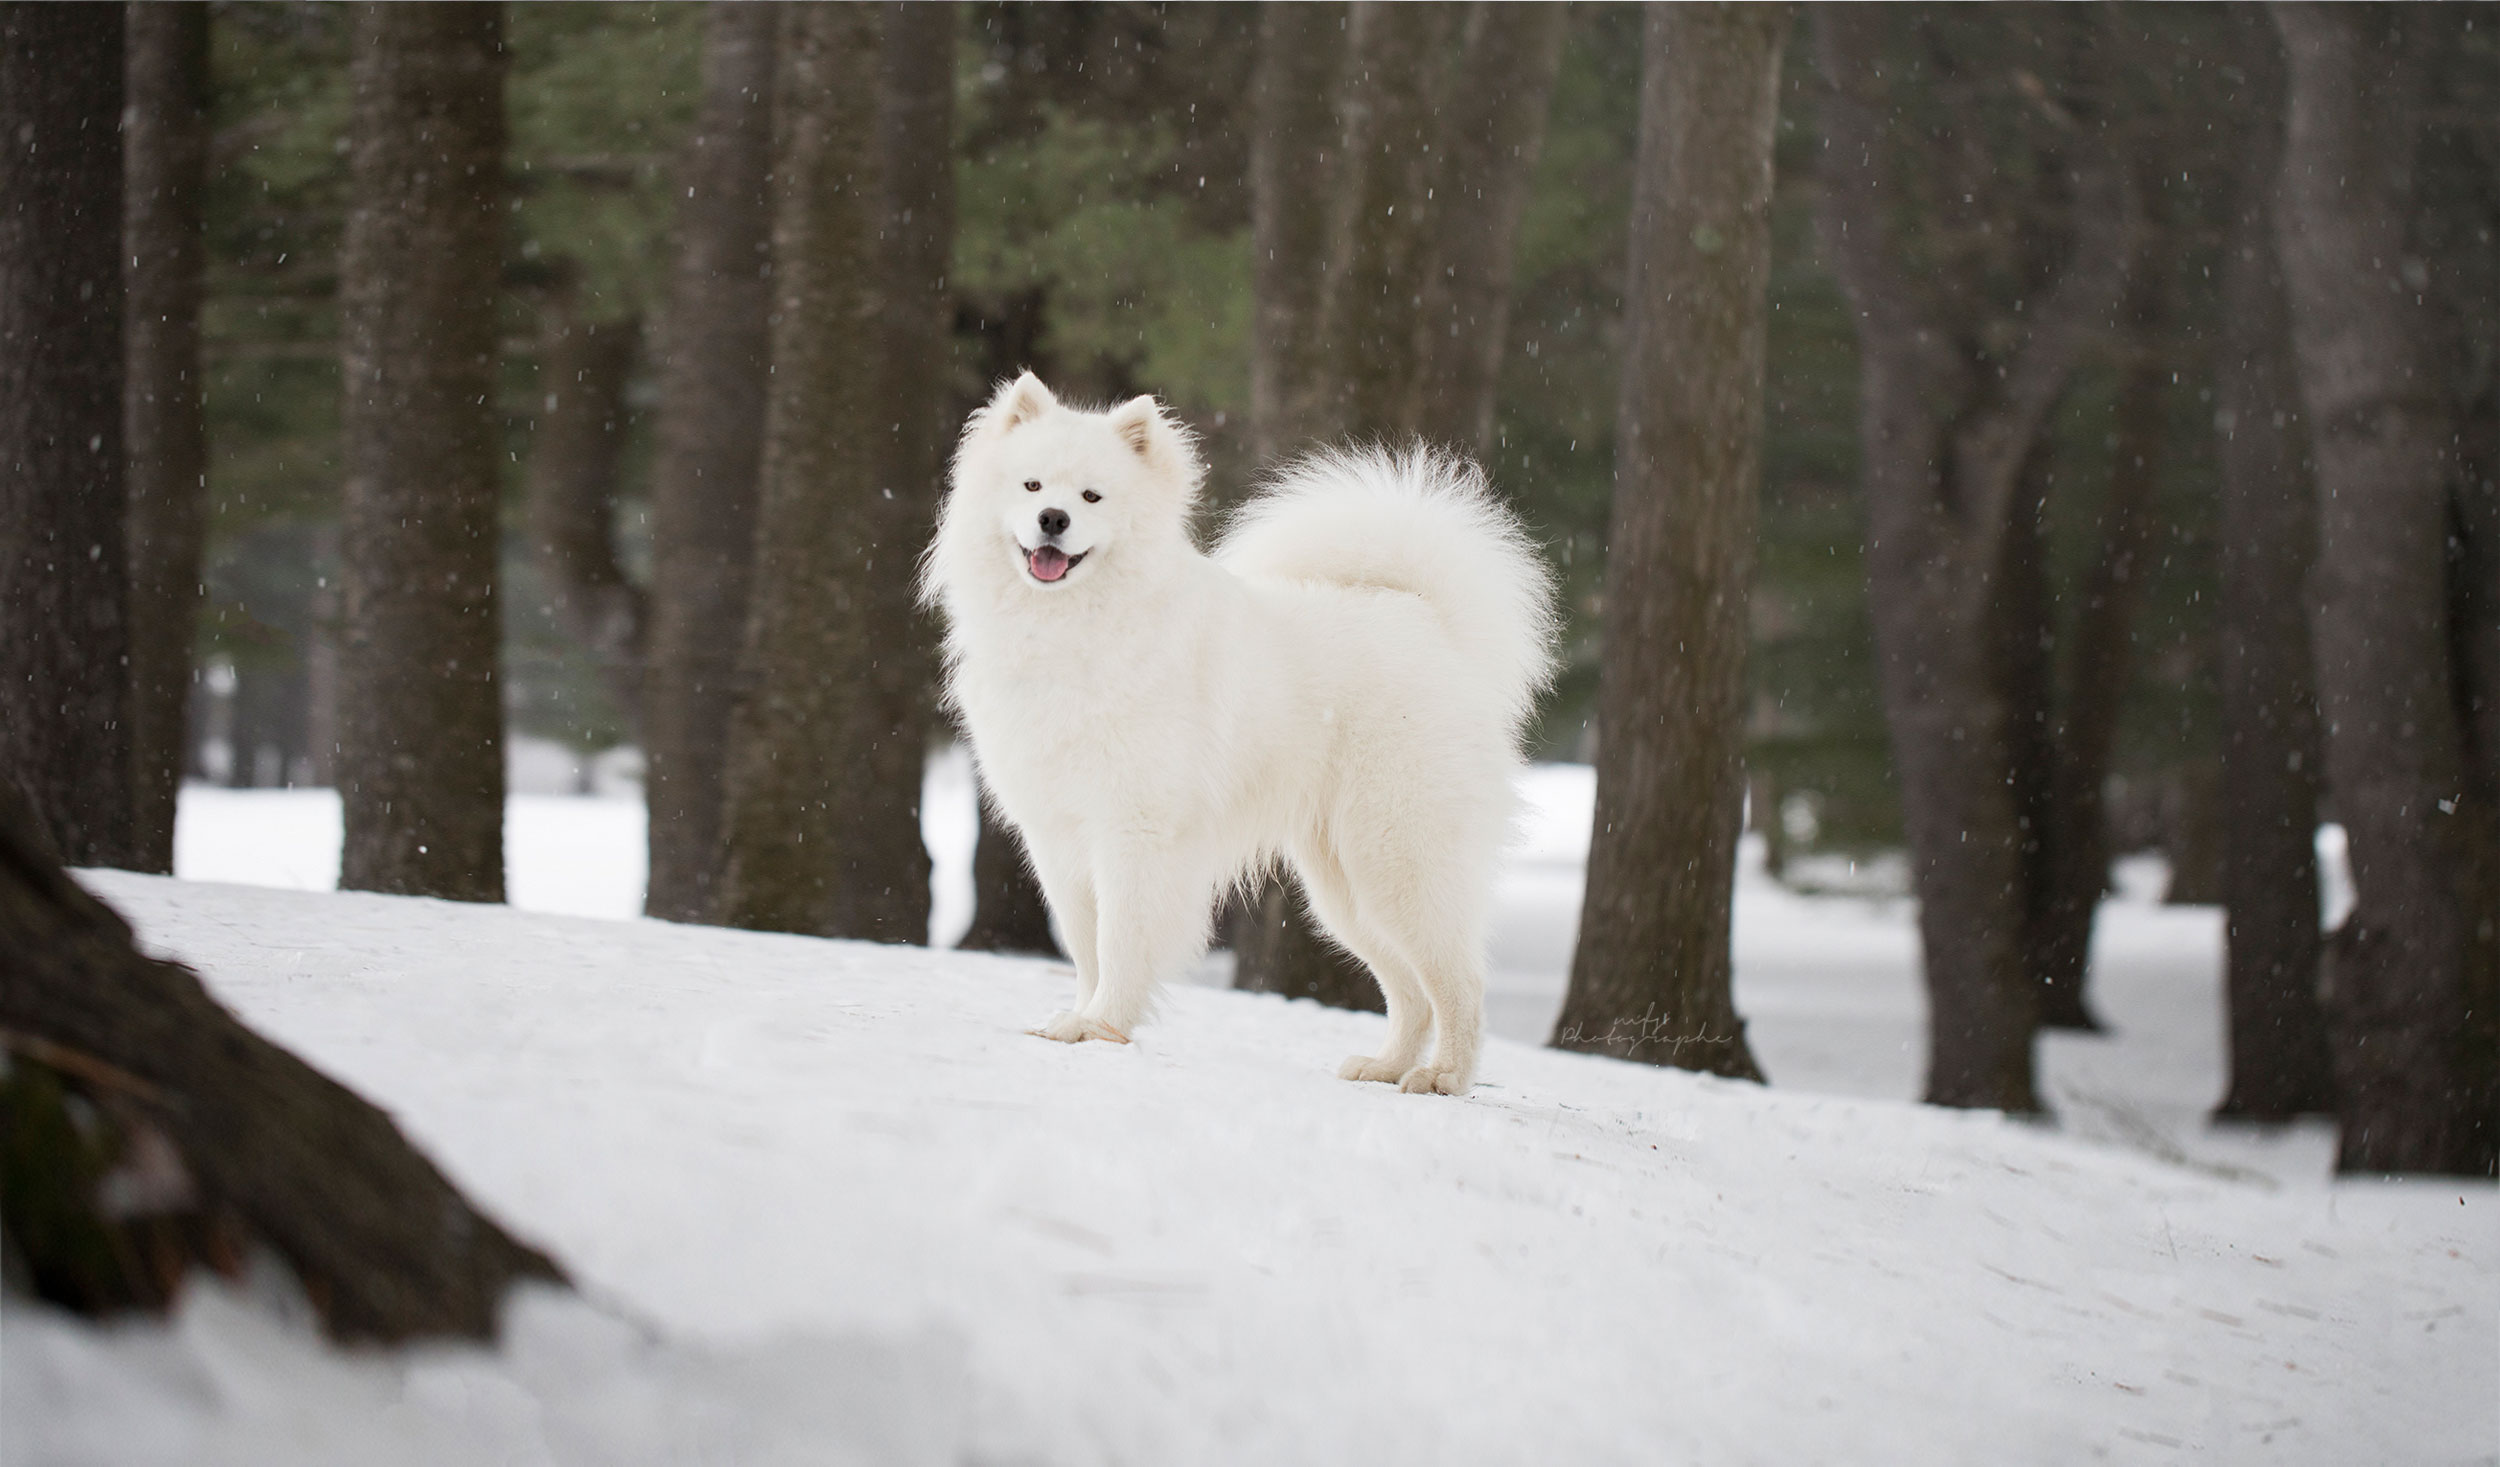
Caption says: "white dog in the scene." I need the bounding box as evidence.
[922,374,1555,1095]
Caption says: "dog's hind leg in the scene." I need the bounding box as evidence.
[1293,843,1432,1084]
[1342,831,1491,1096]
[1386,922,1486,1095]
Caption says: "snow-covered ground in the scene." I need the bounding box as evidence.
[164,757,2366,1189]
[7,766,2494,1464]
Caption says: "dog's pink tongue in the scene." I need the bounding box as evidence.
[1028,545,1070,582]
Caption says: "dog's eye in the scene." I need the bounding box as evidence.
[1023,479,1041,493]
[1082,489,1102,503]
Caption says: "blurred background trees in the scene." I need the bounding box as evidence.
[4,1,2491,1174]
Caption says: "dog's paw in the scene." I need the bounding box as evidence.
[1396,1064,1469,1096]
[1030,1011,1131,1045]
[1338,1055,1405,1084]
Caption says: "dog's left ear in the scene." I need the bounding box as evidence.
[1107,394,1202,493]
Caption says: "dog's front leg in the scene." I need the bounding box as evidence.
[1028,851,1112,1042]
[1043,843,1211,1044]
[1027,849,1099,1006]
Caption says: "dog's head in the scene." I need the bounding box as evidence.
[927,373,1202,603]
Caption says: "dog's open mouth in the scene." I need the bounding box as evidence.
[1026,545,1086,583]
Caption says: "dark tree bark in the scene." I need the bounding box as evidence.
[525,298,644,728]
[1246,1,1346,469]
[828,0,955,944]
[0,4,134,870]
[1317,2,1456,439]
[335,3,508,903]
[714,5,887,936]
[122,2,211,877]
[1550,4,1784,1081]
[2160,759,2226,906]
[1231,0,1380,1011]
[643,1,776,926]
[1234,0,1437,1013]
[1232,880,1385,1014]
[0,783,561,1341]
[2427,7,2500,1162]
[2211,46,2336,1118]
[1411,3,1569,457]
[1812,6,2135,1112]
[1234,0,1563,1013]
[2029,185,2171,1032]
[958,793,1058,955]
[2271,3,2497,1175]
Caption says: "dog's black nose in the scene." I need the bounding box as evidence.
[1038,508,1070,537]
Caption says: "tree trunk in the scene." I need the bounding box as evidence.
[2031,190,2172,1031]
[1233,878,1387,1014]
[122,1,211,877]
[0,783,562,1341]
[335,3,507,904]
[2213,50,2336,1120]
[1411,3,1569,457]
[958,794,1059,955]
[643,1,776,925]
[0,4,134,870]
[2271,2,2496,1176]
[826,0,954,944]
[2427,4,2500,1173]
[713,5,886,937]
[1234,0,1561,1013]
[1232,0,1377,1009]
[525,298,645,729]
[1551,4,1783,1081]
[1316,1,1455,438]
[1246,1,1346,469]
[1812,6,2135,1112]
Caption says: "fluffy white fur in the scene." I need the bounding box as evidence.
[921,373,1557,1095]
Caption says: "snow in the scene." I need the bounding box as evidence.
[8,768,2493,1464]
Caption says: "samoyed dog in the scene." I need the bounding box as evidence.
[922,373,1555,1095]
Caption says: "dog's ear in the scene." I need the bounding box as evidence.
[1106,394,1199,482]
[985,371,1057,435]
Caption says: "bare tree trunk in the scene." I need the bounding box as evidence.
[1232,0,1378,1011]
[2428,6,2500,1171]
[643,1,776,925]
[1246,1,1346,469]
[122,2,210,877]
[958,794,1058,955]
[2271,2,2496,1175]
[2032,195,2171,1031]
[2213,69,2337,1119]
[0,783,562,1341]
[713,5,885,936]
[336,3,508,904]
[1812,5,2134,1112]
[1232,880,1385,1013]
[0,4,134,870]
[823,0,955,944]
[1412,3,1569,457]
[1551,4,1783,1081]
[525,298,645,729]
[1234,0,1561,1013]
[1318,1,1455,438]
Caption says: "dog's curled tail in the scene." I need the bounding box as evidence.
[1216,444,1560,741]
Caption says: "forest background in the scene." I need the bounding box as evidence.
[4,1,2494,1193]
